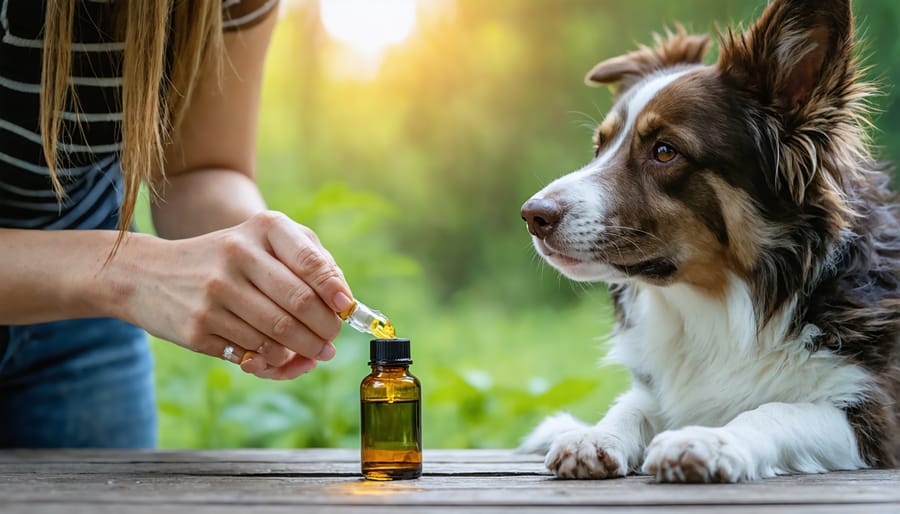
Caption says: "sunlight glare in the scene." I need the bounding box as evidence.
[320,0,417,53]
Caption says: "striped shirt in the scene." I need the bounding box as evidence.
[0,0,278,230]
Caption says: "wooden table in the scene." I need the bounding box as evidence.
[1,449,898,513]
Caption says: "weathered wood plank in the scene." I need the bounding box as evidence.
[0,449,897,512]
[0,449,548,476]
[3,503,900,514]
[2,472,898,506]
[0,449,535,464]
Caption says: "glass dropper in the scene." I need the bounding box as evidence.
[337,300,395,339]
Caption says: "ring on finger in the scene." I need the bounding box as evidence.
[222,344,244,364]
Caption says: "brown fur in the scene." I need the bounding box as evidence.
[535,0,900,466]
[586,25,710,97]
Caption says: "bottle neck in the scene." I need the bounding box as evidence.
[370,363,411,373]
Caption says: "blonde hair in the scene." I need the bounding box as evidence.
[40,1,225,248]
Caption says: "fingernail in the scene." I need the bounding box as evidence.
[333,292,353,313]
[316,343,336,361]
[241,351,257,365]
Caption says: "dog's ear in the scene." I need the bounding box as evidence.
[718,0,853,115]
[719,0,859,207]
[585,25,710,97]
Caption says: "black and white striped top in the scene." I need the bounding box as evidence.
[0,0,278,230]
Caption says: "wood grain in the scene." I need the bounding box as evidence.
[0,449,897,514]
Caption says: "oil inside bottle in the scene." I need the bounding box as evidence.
[360,399,421,480]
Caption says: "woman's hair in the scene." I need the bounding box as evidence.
[40,1,225,247]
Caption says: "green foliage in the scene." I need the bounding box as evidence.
[151,280,627,448]
[150,178,627,448]
[148,0,900,449]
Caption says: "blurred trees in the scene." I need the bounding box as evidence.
[151,0,900,448]
[260,0,899,309]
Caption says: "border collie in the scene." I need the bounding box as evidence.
[519,0,899,482]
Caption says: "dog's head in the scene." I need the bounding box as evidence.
[522,0,871,301]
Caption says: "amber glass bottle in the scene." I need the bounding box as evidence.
[360,338,422,480]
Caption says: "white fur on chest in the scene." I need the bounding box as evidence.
[605,274,872,429]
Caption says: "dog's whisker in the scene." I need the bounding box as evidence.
[604,224,666,245]
[568,110,600,129]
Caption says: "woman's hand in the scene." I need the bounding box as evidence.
[119,211,353,380]
[118,5,346,378]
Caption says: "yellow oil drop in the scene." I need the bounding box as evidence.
[371,319,395,339]
[338,299,397,338]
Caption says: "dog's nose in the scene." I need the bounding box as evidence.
[521,198,563,238]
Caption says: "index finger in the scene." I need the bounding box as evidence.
[266,217,354,313]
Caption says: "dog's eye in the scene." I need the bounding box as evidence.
[652,142,678,163]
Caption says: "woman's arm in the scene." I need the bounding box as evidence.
[0,9,280,322]
[151,5,275,237]
[0,210,351,381]
[0,228,147,324]
[0,8,354,380]
[142,7,354,379]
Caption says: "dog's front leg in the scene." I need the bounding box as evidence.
[521,387,659,479]
[643,402,867,483]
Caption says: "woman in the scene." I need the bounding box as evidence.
[0,0,354,447]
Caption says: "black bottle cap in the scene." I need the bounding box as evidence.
[369,338,412,365]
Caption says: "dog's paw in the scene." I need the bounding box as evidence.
[642,427,751,483]
[517,412,588,455]
[544,428,630,479]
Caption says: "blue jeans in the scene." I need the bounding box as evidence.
[0,318,157,448]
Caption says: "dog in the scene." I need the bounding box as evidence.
[519,0,900,482]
